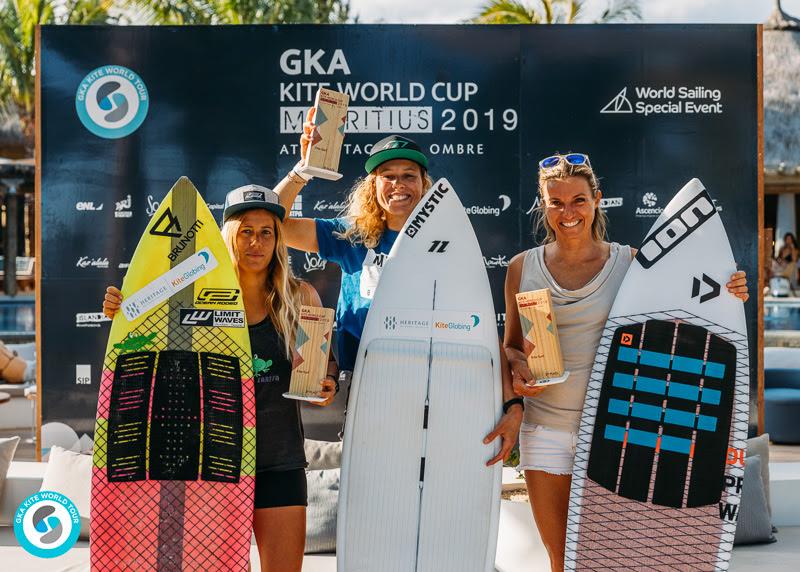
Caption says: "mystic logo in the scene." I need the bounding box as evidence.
[244,190,265,201]
[149,208,182,238]
[405,183,449,238]
[75,312,110,328]
[76,364,91,385]
[303,252,327,272]
[76,256,109,269]
[75,201,103,211]
[115,195,133,218]
[75,65,149,139]
[601,86,723,117]
[313,199,347,212]
[635,193,663,218]
[14,491,81,558]
[484,255,509,269]
[465,194,511,216]
[179,308,245,328]
[196,288,240,305]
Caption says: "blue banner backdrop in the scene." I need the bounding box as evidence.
[37,24,760,450]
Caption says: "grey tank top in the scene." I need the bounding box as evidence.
[519,242,632,432]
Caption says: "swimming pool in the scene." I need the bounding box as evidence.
[765,298,800,331]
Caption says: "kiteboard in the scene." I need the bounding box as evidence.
[565,178,749,571]
[90,177,255,571]
[337,179,503,572]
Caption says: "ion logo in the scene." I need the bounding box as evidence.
[75,65,149,139]
[14,491,81,558]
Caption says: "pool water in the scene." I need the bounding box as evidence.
[765,301,800,331]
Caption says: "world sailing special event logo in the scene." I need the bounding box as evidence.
[76,65,149,139]
[600,86,723,117]
[14,491,81,558]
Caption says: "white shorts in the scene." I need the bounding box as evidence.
[517,422,577,476]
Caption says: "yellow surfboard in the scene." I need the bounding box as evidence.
[91,177,255,571]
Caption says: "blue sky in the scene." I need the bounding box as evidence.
[349,0,800,24]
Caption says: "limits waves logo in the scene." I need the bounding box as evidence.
[14,491,81,558]
[76,65,149,139]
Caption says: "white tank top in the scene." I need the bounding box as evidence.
[519,242,632,432]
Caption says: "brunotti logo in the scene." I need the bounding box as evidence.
[636,192,663,218]
[601,86,723,117]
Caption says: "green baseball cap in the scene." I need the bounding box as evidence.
[364,135,429,174]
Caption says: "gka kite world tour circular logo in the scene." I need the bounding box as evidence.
[76,65,149,139]
[14,491,80,558]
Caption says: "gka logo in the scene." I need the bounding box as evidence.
[303,252,327,273]
[75,65,149,139]
[14,491,81,558]
[75,201,103,211]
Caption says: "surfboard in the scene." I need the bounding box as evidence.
[90,177,255,571]
[337,179,503,572]
[565,178,749,571]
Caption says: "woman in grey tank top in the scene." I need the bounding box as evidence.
[502,154,749,571]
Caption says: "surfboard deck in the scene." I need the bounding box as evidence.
[337,179,503,572]
[90,177,255,571]
[565,179,749,571]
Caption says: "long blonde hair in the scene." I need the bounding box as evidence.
[534,156,608,244]
[338,168,434,248]
[221,211,302,358]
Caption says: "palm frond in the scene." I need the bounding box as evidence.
[597,0,641,23]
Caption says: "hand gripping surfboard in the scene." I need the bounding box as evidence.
[565,179,749,571]
[337,179,503,572]
[90,177,255,571]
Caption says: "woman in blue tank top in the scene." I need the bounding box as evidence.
[102,186,338,572]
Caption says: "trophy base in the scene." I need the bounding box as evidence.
[528,371,570,387]
[282,391,326,403]
[297,164,343,181]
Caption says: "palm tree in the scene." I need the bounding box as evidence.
[0,0,114,151]
[472,0,640,24]
[120,0,351,25]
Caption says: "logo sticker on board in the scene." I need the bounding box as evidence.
[14,491,81,558]
[75,65,149,139]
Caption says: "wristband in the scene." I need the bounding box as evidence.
[291,160,313,182]
[502,397,524,414]
[326,373,340,393]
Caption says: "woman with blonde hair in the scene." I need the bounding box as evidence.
[102,186,337,572]
[503,153,749,571]
[275,112,522,465]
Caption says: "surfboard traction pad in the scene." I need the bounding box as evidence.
[565,310,748,571]
[91,180,255,571]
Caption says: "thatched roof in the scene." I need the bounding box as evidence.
[764,22,800,175]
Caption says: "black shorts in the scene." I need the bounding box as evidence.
[254,468,308,509]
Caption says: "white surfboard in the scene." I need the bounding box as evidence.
[337,179,503,572]
[565,178,749,571]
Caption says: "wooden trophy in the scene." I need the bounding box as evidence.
[515,288,570,386]
[283,305,335,402]
[298,88,349,181]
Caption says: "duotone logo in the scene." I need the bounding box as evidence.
[14,491,81,558]
[76,65,149,139]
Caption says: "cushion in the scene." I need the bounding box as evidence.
[733,455,775,545]
[305,439,342,470]
[39,445,92,540]
[745,433,771,516]
[0,436,20,501]
[305,469,339,554]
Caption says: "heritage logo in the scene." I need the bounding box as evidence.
[601,86,723,117]
[75,65,149,139]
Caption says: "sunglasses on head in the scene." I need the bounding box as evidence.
[538,153,591,170]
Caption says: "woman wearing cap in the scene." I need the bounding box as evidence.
[273,113,522,466]
[503,153,749,572]
[102,185,337,572]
